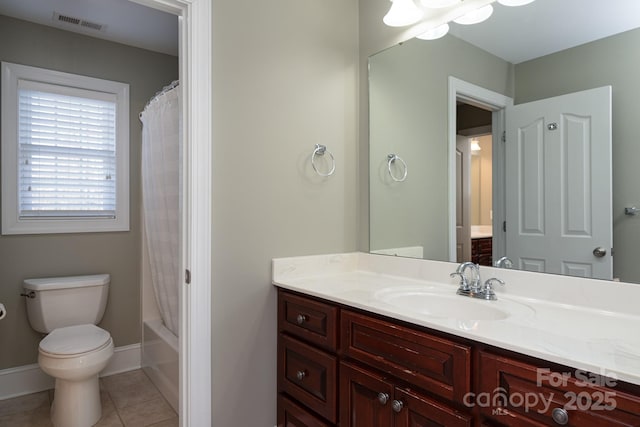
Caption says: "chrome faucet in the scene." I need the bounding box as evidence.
[451,262,505,300]
[494,256,513,269]
[450,262,481,294]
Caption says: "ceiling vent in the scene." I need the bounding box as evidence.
[52,12,106,33]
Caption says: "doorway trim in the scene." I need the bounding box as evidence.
[130,1,212,426]
[448,77,513,263]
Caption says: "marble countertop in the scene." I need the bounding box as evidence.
[272,252,640,386]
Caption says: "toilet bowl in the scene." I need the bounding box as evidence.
[38,324,114,427]
[23,274,113,427]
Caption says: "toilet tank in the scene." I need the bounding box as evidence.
[23,274,110,333]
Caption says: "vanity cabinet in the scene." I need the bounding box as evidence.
[277,292,339,424]
[478,351,640,426]
[276,289,640,427]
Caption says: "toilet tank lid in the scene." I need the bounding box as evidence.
[23,274,110,291]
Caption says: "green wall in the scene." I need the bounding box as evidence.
[515,27,640,282]
[369,36,513,259]
[0,15,178,369]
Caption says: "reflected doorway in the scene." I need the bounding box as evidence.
[456,102,494,266]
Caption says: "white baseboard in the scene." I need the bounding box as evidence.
[0,343,141,400]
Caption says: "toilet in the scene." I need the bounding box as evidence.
[23,274,114,427]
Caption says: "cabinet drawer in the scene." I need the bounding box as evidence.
[478,351,640,426]
[340,310,471,403]
[278,334,337,423]
[278,290,338,351]
[277,395,332,427]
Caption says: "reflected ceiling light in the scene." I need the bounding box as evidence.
[497,0,535,6]
[420,0,459,8]
[453,4,494,25]
[470,139,482,151]
[416,23,450,40]
[383,0,424,27]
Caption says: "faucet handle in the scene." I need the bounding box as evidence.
[483,278,505,300]
[450,272,469,291]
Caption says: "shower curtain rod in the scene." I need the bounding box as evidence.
[140,80,180,119]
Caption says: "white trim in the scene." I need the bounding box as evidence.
[448,77,513,262]
[0,343,141,400]
[101,343,142,377]
[130,1,212,426]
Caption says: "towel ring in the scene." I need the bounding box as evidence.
[387,154,407,182]
[311,144,336,177]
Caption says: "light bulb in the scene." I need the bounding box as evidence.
[453,4,493,25]
[470,139,482,151]
[416,23,450,40]
[497,0,535,6]
[383,0,424,27]
[420,0,459,8]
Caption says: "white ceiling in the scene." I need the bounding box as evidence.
[0,0,178,56]
[2,0,640,64]
[448,0,640,64]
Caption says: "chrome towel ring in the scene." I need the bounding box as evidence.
[311,144,336,177]
[387,154,407,182]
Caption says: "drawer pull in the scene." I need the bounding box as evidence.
[552,408,569,425]
[377,392,389,405]
[296,370,307,381]
[296,314,307,325]
[392,400,404,413]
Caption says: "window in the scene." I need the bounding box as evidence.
[1,62,129,234]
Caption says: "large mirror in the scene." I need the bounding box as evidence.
[369,0,640,283]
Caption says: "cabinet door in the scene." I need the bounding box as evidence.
[394,387,472,427]
[340,362,394,427]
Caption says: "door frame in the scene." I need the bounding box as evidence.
[130,1,212,426]
[447,77,513,263]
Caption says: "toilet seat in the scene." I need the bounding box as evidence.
[39,324,111,357]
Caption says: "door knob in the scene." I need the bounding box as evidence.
[391,400,404,413]
[377,392,389,405]
[593,247,607,258]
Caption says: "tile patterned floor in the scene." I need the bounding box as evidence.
[0,369,177,427]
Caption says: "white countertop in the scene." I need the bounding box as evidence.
[272,252,640,386]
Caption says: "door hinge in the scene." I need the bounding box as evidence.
[185,269,191,284]
[502,221,506,232]
[501,131,506,142]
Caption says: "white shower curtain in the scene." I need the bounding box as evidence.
[140,82,180,336]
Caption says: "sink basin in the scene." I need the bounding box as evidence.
[374,287,512,321]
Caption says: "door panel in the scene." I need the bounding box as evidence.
[506,86,612,279]
[339,362,393,427]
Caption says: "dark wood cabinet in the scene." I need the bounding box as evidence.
[472,237,492,266]
[278,395,332,427]
[341,310,471,404]
[478,351,640,427]
[276,289,640,427]
[340,362,471,427]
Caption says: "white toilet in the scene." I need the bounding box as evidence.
[23,274,114,427]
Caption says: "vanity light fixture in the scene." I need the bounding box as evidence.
[497,0,535,6]
[453,4,494,25]
[470,139,482,151]
[383,0,424,27]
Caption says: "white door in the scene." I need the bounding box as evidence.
[505,86,612,279]
[456,136,471,263]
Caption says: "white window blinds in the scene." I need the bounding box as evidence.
[18,82,117,218]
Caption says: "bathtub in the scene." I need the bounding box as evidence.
[142,319,178,412]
